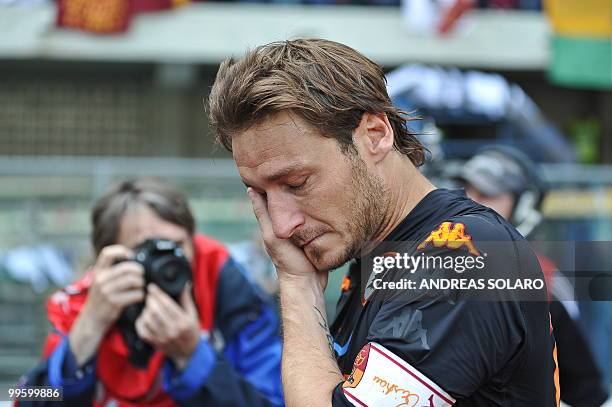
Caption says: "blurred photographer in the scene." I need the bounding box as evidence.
[17,178,283,406]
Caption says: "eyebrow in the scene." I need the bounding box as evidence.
[243,163,308,189]
[266,163,308,182]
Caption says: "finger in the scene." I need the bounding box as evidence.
[109,261,145,279]
[317,270,330,291]
[97,261,143,284]
[144,288,175,329]
[110,290,145,308]
[104,271,145,294]
[247,188,275,242]
[135,315,156,344]
[96,245,134,270]
[148,284,183,320]
[180,283,198,318]
[141,307,168,342]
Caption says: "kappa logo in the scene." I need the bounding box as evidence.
[417,222,481,256]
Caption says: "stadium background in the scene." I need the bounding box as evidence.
[0,0,610,405]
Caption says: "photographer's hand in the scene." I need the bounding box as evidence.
[69,245,145,366]
[135,283,200,370]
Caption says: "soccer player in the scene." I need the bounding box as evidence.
[208,39,559,406]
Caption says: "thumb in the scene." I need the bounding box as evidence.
[317,270,329,292]
[181,282,198,317]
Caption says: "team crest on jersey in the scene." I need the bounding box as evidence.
[343,343,371,389]
[417,222,481,256]
[342,342,455,407]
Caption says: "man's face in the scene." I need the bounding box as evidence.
[233,112,387,272]
[117,204,194,262]
[465,184,514,220]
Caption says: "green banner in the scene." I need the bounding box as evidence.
[549,35,612,90]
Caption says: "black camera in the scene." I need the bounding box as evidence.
[117,238,192,368]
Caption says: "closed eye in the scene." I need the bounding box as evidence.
[287,177,308,191]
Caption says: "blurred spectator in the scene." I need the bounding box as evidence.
[387,64,575,162]
[400,0,542,36]
[455,145,609,406]
[17,178,283,406]
[1,245,73,293]
[401,0,473,34]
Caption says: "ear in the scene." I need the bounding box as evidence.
[353,112,394,164]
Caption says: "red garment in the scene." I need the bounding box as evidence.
[43,235,228,406]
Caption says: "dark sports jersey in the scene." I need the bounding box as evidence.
[331,189,559,407]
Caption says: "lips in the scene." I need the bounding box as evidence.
[299,234,323,249]
[300,236,318,248]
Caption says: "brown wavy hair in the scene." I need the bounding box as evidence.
[208,38,424,166]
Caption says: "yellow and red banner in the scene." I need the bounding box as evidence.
[56,0,190,34]
[544,0,612,89]
[546,0,611,38]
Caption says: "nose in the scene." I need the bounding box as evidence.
[266,193,305,240]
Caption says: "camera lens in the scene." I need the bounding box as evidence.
[150,256,190,298]
[162,261,180,281]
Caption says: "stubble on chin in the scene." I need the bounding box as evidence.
[307,240,354,273]
[308,155,388,273]
[347,155,388,253]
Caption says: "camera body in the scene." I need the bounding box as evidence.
[117,238,192,368]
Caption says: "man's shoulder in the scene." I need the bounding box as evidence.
[446,211,519,242]
[412,211,521,258]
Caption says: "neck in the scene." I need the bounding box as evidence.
[366,155,435,252]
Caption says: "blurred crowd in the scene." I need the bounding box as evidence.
[0,0,544,8]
